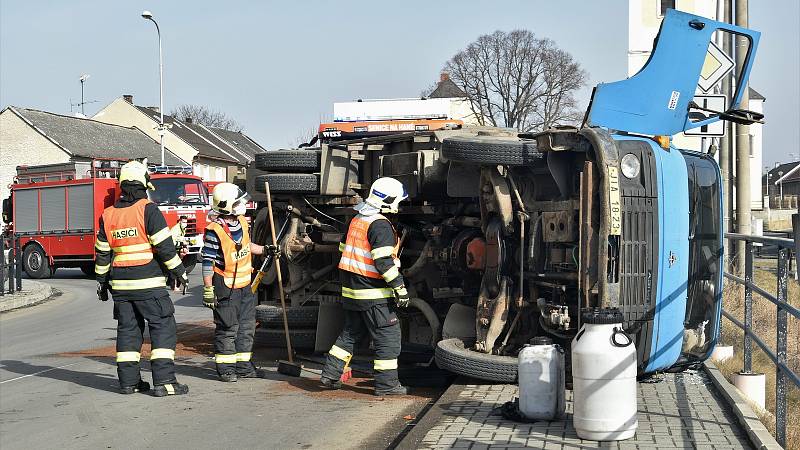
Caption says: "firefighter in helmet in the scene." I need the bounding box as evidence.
[202,183,276,381]
[94,160,189,397]
[320,177,410,396]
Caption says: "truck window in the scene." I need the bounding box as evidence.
[149,178,208,206]
[681,151,723,361]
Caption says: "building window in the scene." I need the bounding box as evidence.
[659,0,676,17]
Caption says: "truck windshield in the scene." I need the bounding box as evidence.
[149,178,208,206]
[680,151,723,362]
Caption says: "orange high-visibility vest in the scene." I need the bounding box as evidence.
[338,214,399,279]
[102,199,154,267]
[207,216,252,289]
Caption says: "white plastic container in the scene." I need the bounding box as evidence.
[518,337,566,420]
[572,308,638,441]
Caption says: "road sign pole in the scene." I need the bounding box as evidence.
[735,0,751,276]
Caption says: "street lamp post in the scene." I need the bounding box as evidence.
[141,10,165,166]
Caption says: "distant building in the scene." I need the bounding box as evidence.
[764,161,800,209]
[93,95,264,182]
[427,73,480,126]
[628,0,765,210]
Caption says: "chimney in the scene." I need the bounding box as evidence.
[123,94,134,104]
[185,117,193,124]
[440,72,450,82]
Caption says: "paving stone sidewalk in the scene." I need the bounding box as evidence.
[0,280,54,312]
[417,370,754,450]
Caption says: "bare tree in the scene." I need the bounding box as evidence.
[442,30,587,131]
[289,126,319,147]
[170,104,244,132]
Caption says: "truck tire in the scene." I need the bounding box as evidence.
[255,149,322,172]
[254,328,316,350]
[254,174,319,194]
[435,337,518,383]
[256,304,319,327]
[23,244,51,279]
[442,136,540,166]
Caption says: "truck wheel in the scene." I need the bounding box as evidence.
[256,304,319,327]
[255,149,322,172]
[23,244,52,279]
[442,136,541,166]
[80,263,95,278]
[254,328,316,350]
[254,174,319,194]
[435,337,518,383]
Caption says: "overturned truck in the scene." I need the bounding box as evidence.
[246,10,762,382]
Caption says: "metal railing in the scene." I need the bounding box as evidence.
[723,230,798,447]
[0,234,23,296]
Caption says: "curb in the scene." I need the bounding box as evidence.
[0,281,55,312]
[393,377,468,450]
[703,361,783,450]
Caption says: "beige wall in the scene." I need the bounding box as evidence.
[0,110,71,223]
[93,98,198,165]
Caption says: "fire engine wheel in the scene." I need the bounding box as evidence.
[441,136,540,166]
[254,174,320,194]
[435,338,517,383]
[23,244,51,279]
[254,328,316,350]
[255,304,319,327]
[254,149,322,172]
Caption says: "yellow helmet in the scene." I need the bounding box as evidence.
[212,182,250,215]
[119,160,154,190]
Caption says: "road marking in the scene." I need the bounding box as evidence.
[0,362,81,384]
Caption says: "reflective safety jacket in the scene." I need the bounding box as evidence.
[206,216,252,289]
[95,197,185,299]
[338,214,405,311]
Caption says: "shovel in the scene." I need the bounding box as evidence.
[263,181,302,377]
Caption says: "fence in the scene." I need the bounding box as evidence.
[0,234,23,296]
[723,229,798,447]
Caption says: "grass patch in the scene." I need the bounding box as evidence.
[717,266,799,448]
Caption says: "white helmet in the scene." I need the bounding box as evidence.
[364,177,408,214]
[212,183,250,215]
[119,160,155,190]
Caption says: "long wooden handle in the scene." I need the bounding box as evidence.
[264,182,294,363]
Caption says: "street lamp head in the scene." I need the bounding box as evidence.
[141,10,153,19]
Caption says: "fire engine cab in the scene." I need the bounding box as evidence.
[2,159,210,278]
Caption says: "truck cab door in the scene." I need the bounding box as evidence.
[587,9,761,136]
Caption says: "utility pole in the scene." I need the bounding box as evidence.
[719,0,733,270]
[735,0,751,274]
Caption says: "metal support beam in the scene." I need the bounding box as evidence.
[734,0,751,275]
[720,0,734,271]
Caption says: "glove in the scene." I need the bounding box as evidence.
[97,282,110,302]
[203,285,217,310]
[265,244,281,258]
[180,272,189,285]
[393,286,410,308]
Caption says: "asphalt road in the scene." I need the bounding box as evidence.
[0,270,436,449]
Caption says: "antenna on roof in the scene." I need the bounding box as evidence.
[71,73,99,116]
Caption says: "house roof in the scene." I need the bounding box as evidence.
[134,106,250,165]
[429,78,467,99]
[749,87,765,101]
[768,161,800,183]
[7,107,187,165]
[207,127,264,160]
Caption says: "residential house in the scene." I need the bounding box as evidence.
[0,106,186,219]
[764,161,800,209]
[427,73,480,125]
[93,95,261,182]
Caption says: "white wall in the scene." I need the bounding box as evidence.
[0,109,71,224]
[749,98,764,210]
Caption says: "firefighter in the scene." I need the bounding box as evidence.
[320,177,410,396]
[202,183,276,382]
[169,216,190,292]
[94,160,189,397]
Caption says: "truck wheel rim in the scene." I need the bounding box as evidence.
[28,252,41,271]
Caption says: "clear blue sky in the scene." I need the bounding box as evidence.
[1,1,797,166]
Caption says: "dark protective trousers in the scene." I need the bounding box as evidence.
[212,282,257,376]
[114,292,178,388]
[321,303,402,391]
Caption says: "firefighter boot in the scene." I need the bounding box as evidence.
[320,376,342,390]
[120,379,151,395]
[375,384,408,396]
[152,382,190,397]
[219,373,238,382]
[236,362,266,379]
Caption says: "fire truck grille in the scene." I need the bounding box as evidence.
[185,217,198,236]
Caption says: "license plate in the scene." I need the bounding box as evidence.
[607,165,621,235]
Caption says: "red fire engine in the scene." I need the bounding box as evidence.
[2,159,210,278]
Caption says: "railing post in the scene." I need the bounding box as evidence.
[9,237,16,294]
[14,236,22,292]
[775,248,788,448]
[0,236,5,297]
[743,240,753,373]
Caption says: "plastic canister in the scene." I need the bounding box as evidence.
[571,308,638,441]
[518,336,566,420]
